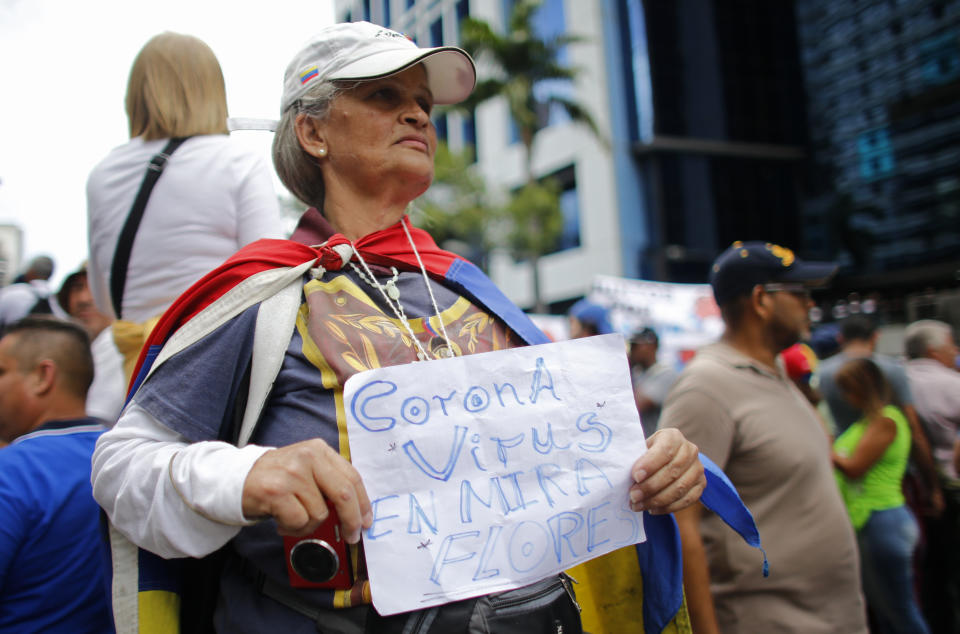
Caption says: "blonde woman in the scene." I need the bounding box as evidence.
[86,32,282,383]
[833,357,930,634]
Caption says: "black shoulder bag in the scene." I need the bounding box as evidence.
[109,137,189,318]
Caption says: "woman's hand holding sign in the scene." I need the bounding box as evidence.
[242,438,373,542]
[629,428,705,515]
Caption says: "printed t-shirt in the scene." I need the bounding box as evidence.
[660,342,867,634]
[133,268,522,632]
[0,418,112,633]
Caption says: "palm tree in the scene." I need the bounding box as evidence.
[457,0,602,312]
[415,142,498,269]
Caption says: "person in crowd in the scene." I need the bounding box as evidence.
[818,315,942,514]
[628,326,678,437]
[808,321,842,360]
[832,357,931,634]
[86,31,282,381]
[780,342,821,404]
[567,298,615,338]
[661,240,868,634]
[0,318,112,632]
[57,265,125,423]
[904,319,960,632]
[779,341,835,435]
[0,255,64,331]
[90,23,734,633]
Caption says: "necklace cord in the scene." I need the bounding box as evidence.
[401,216,456,353]
[344,217,458,360]
[348,251,430,361]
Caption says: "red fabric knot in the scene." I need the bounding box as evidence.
[314,234,353,271]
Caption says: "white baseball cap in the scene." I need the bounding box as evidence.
[281,21,476,113]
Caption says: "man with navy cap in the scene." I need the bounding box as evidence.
[660,242,867,633]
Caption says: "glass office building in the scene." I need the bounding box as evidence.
[795,0,960,296]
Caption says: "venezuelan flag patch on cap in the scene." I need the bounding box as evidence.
[299,65,319,85]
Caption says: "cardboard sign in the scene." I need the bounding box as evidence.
[343,334,647,615]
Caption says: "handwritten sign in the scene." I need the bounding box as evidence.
[343,334,647,615]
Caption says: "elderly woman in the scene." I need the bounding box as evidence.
[92,22,726,633]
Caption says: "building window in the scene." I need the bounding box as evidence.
[530,0,572,128]
[919,31,960,86]
[549,165,581,252]
[462,109,477,163]
[382,0,391,25]
[502,0,515,26]
[858,128,895,181]
[435,114,448,143]
[456,0,470,31]
[623,0,655,142]
[407,0,415,8]
[508,118,521,145]
[363,0,371,21]
[430,16,444,46]
[500,0,572,140]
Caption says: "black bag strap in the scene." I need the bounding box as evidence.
[109,137,189,318]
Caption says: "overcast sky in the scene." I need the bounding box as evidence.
[0,0,335,286]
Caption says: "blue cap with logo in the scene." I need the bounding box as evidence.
[709,241,837,305]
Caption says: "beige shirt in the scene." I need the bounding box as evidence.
[661,342,867,633]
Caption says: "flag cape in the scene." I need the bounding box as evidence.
[119,212,763,633]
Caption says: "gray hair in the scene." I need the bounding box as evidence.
[904,319,954,359]
[271,80,349,210]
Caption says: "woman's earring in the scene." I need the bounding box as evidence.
[318,147,327,158]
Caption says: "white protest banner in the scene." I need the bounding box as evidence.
[343,334,648,616]
[588,274,723,368]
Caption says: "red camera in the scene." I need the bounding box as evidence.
[282,505,353,589]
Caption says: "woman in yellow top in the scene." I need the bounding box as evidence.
[832,358,930,634]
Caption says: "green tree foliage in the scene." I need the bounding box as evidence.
[504,180,562,259]
[414,143,499,268]
[459,0,601,180]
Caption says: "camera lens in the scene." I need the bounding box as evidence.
[289,539,340,583]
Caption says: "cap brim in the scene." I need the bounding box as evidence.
[331,46,476,105]
[781,261,838,288]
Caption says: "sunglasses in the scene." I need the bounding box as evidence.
[762,283,812,300]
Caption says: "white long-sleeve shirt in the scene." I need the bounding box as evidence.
[86,135,283,322]
[91,403,272,559]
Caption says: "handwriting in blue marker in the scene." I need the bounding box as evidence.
[575,413,613,453]
[532,422,571,455]
[490,433,524,466]
[403,425,468,481]
[529,357,561,404]
[348,357,564,432]
[408,490,438,535]
[426,500,641,584]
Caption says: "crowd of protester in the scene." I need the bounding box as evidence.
[570,243,959,634]
[1,23,958,634]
